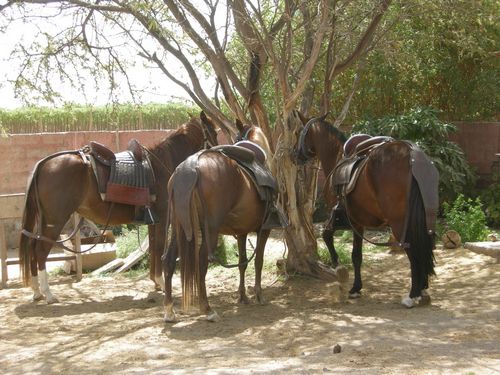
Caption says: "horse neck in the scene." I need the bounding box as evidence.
[152,122,204,172]
[248,127,271,155]
[312,124,344,176]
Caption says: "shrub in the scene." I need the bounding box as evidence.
[442,194,488,243]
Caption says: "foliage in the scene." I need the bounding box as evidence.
[115,224,148,260]
[442,194,488,243]
[0,102,195,134]
[330,0,499,122]
[317,242,351,268]
[352,107,476,203]
[479,172,500,227]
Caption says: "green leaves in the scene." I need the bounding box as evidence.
[442,194,489,243]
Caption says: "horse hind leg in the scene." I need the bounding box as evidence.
[199,233,219,322]
[163,232,178,323]
[30,254,43,301]
[35,239,59,304]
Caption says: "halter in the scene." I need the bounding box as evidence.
[296,116,324,163]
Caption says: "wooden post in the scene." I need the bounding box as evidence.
[73,214,83,281]
[0,220,7,288]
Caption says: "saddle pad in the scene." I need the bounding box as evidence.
[410,145,439,233]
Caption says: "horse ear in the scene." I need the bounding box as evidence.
[200,111,208,122]
[235,118,245,133]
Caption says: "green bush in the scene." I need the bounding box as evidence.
[442,194,488,243]
[352,107,476,203]
[480,172,500,227]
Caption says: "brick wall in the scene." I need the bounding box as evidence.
[0,130,172,195]
[449,122,500,183]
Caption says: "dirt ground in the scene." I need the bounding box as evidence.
[1,236,499,375]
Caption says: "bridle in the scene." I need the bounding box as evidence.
[200,121,218,149]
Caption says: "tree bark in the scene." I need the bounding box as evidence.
[273,111,338,280]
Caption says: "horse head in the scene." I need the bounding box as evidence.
[235,119,272,166]
[198,111,219,148]
[295,112,329,164]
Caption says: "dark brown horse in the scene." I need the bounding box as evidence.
[296,115,438,308]
[19,112,218,303]
[163,121,274,322]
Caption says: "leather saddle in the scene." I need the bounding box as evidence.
[332,135,394,195]
[88,139,156,208]
[210,143,287,229]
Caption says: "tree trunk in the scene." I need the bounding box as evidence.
[272,111,339,280]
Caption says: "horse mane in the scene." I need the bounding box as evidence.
[316,118,348,144]
[150,118,204,176]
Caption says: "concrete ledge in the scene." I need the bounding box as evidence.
[464,242,500,263]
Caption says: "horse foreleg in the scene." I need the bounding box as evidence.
[163,235,178,323]
[237,235,249,304]
[349,230,364,298]
[254,229,270,305]
[149,225,165,291]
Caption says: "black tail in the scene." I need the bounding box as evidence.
[405,178,436,289]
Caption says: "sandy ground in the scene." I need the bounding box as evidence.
[0,237,499,375]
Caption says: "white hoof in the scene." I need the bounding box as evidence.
[349,292,361,299]
[205,310,220,322]
[401,296,421,308]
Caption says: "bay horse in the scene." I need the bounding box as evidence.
[163,120,275,322]
[296,114,438,308]
[19,112,218,303]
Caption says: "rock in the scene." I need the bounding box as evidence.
[333,344,342,354]
[442,230,461,249]
[487,233,497,242]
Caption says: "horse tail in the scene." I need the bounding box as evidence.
[19,171,39,287]
[169,161,201,312]
[405,177,436,286]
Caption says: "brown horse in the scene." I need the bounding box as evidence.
[19,112,218,303]
[296,115,438,308]
[163,121,274,322]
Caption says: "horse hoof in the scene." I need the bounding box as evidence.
[163,312,177,323]
[348,292,361,299]
[46,296,59,304]
[401,296,421,308]
[205,311,220,322]
[335,266,349,283]
[32,293,44,302]
[238,295,250,304]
